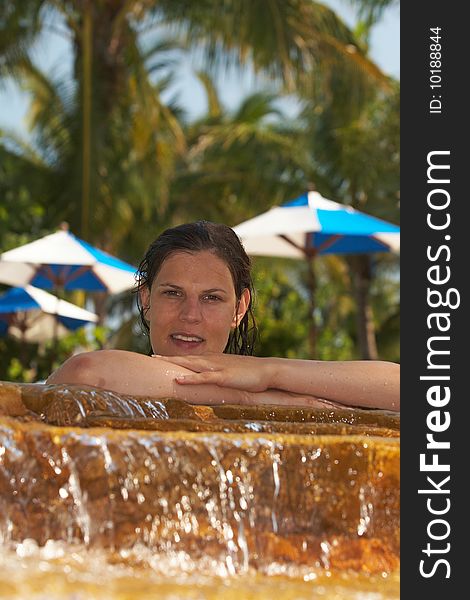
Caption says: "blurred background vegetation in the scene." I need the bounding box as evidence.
[0,0,399,382]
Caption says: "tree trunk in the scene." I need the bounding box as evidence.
[81,1,93,241]
[92,291,108,329]
[349,254,378,360]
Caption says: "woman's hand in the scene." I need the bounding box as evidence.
[155,354,400,411]
[153,353,339,408]
[155,353,276,393]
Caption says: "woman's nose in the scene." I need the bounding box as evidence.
[179,297,202,323]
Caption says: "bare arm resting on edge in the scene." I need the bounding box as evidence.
[157,354,400,411]
[46,350,339,409]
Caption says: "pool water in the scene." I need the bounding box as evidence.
[0,543,399,600]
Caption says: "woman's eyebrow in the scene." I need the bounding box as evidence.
[157,283,183,289]
[157,283,228,294]
[203,288,228,295]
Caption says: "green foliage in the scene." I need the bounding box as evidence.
[0,325,108,383]
[252,257,357,361]
[252,259,310,358]
[370,256,400,362]
[170,87,307,227]
[250,251,398,362]
[0,144,50,249]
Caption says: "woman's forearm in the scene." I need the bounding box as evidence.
[269,359,400,411]
[46,350,337,409]
[47,350,248,405]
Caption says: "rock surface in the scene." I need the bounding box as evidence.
[0,381,400,575]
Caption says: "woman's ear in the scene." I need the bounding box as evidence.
[139,286,150,320]
[232,288,251,328]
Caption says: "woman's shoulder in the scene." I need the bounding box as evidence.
[46,349,141,385]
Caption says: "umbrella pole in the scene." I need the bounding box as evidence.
[306,255,317,359]
[51,294,61,373]
[19,315,30,375]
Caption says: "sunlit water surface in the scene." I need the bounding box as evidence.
[0,541,399,600]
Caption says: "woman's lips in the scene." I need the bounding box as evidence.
[169,333,205,349]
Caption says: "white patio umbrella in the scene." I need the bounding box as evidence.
[234,191,400,257]
[0,227,136,293]
[233,191,400,357]
[0,285,98,344]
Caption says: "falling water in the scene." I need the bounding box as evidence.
[0,381,400,598]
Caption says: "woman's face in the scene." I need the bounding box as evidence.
[140,250,250,356]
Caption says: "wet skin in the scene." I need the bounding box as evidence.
[139,250,249,356]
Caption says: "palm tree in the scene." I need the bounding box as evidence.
[0,0,389,240]
[169,73,307,225]
[0,17,185,258]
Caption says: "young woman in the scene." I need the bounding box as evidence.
[47,222,399,411]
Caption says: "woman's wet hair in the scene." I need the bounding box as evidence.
[135,221,258,355]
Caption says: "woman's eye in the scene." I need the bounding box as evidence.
[204,295,221,302]
[163,290,180,297]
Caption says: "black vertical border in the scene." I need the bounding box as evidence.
[401,2,466,597]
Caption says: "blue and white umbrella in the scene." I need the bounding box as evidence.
[0,285,98,343]
[233,191,400,258]
[0,229,136,293]
[233,191,400,358]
